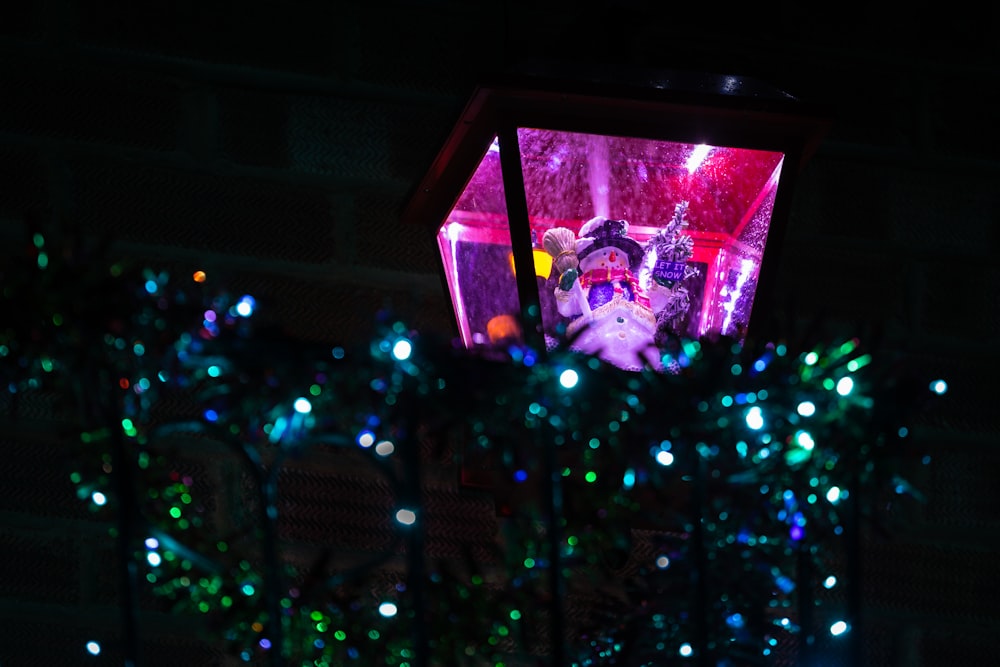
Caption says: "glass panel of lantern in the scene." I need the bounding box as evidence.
[436,127,785,371]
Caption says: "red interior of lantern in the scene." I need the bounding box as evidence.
[437,127,784,361]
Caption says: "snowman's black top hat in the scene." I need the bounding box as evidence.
[577,218,645,269]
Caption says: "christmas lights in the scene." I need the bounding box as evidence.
[1,222,938,666]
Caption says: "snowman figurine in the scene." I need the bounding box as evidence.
[544,216,661,371]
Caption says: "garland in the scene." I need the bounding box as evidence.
[1,221,941,666]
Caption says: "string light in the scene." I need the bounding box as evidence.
[745,405,765,430]
[235,295,256,317]
[392,338,412,361]
[796,400,816,417]
[4,241,937,667]
[559,368,579,389]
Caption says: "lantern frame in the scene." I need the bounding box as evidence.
[403,66,830,364]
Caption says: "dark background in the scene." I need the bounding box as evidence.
[1,2,997,665]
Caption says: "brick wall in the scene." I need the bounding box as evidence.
[1,2,997,665]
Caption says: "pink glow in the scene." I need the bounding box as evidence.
[436,128,785,369]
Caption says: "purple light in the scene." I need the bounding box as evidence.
[789,525,804,541]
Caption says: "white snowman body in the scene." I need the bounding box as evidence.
[554,218,661,371]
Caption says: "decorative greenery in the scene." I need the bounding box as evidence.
[1,219,939,666]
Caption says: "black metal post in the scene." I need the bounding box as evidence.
[92,362,143,667]
[260,466,285,667]
[539,424,567,666]
[497,124,545,354]
[797,541,815,665]
[497,125,567,662]
[111,425,143,667]
[230,438,286,667]
[692,454,709,667]
[846,469,863,666]
[399,406,429,667]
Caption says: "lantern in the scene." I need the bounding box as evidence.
[403,67,829,371]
